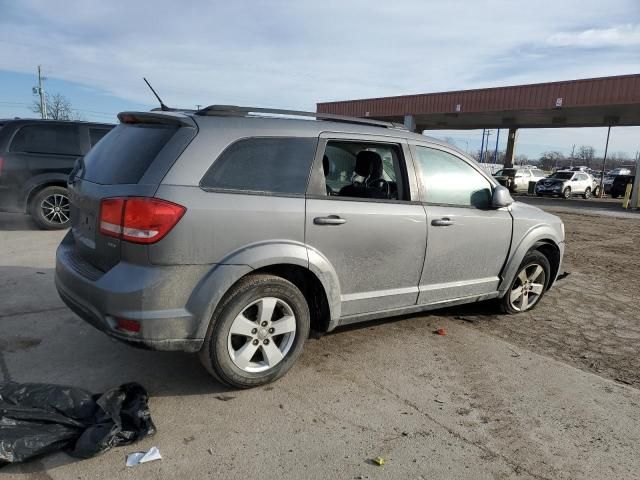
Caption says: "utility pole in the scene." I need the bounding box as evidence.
[37,65,47,119]
[484,130,493,164]
[493,129,500,163]
[598,127,612,198]
[479,129,486,163]
[196,104,202,110]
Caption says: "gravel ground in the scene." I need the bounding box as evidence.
[445,208,640,388]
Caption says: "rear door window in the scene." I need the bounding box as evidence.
[200,137,316,194]
[10,124,81,155]
[81,123,178,184]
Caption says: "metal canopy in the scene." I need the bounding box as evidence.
[317,74,640,131]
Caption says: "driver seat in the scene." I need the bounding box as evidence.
[339,151,387,199]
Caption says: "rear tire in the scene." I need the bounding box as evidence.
[582,187,591,199]
[562,187,571,199]
[593,185,602,197]
[29,186,71,230]
[500,250,551,315]
[199,274,310,388]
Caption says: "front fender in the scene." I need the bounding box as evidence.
[499,224,563,294]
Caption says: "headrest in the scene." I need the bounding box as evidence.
[354,150,383,179]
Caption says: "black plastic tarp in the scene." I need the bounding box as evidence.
[0,382,155,465]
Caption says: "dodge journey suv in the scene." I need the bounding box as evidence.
[55,106,565,388]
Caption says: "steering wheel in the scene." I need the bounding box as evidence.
[367,178,391,198]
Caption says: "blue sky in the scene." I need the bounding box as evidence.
[0,0,639,158]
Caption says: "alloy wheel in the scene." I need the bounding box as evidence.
[227,297,296,373]
[509,263,546,312]
[41,193,70,225]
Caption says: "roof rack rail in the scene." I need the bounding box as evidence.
[195,105,406,130]
[150,107,197,113]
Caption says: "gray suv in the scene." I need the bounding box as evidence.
[55,106,565,388]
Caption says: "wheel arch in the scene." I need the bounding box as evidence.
[23,174,70,213]
[499,226,563,294]
[190,242,342,341]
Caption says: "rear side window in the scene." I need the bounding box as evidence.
[82,124,178,184]
[10,124,81,155]
[89,127,111,147]
[201,137,316,194]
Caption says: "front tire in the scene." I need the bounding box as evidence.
[500,250,551,314]
[582,187,591,199]
[199,274,310,388]
[562,187,571,199]
[29,186,71,230]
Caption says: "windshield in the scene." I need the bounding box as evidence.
[549,172,573,180]
[494,169,516,176]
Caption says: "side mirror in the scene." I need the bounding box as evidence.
[491,185,513,208]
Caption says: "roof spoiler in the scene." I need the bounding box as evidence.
[117,112,196,127]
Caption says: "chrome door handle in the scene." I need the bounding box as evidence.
[431,218,454,227]
[314,215,346,225]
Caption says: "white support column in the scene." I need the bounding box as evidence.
[403,115,417,132]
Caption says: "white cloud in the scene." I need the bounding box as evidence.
[1,0,638,110]
[547,24,640,48]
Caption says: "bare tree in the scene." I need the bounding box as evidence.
[575,145,595,166]
[32,93,82,120]
[539,151,565,171]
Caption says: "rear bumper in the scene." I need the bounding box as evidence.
[55,232,210,352]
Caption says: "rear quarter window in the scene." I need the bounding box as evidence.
[10,124,81,155]
[200,137,317,194]
[81,123,178,184]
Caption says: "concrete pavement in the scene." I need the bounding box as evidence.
[1,212,639,479]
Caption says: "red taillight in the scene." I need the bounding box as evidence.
[99,198,125,237]
[99,197,185,244]
[116,317,140,333]
[0,156,4,176]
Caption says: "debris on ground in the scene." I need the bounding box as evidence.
[215,395,235,402]
[556,271,571,281]
[0,382,155,465]
[434,328,447,336]
[372,456,385,466]
[126,446,162,467]
[508,347,521,358]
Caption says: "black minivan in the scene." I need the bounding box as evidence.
[0,119,113,229]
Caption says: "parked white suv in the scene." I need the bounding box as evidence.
[493,167,546,193]
[536,171,594,199]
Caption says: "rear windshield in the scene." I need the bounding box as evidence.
[494,169,516,176]
[82,123,178,184]
[550,172,573,180]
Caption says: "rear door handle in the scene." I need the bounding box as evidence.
[431,218,454,227]
[314,215,346,225]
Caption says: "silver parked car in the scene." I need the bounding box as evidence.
[535,170,595,199]
[55,106,565,388]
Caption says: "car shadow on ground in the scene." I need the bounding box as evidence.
[327,300,501,337]
[0,267,237,399]
[0,212,41,231]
